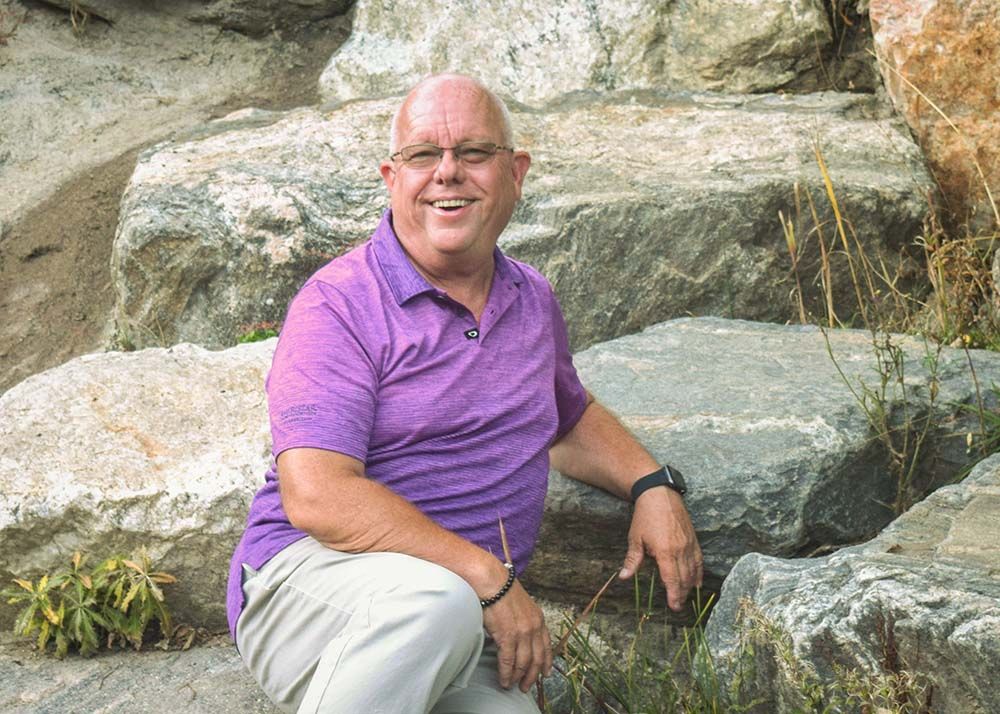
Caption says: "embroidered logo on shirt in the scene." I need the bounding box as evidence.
[464,328,479,340]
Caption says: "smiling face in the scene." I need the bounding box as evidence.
[379,76,530,278]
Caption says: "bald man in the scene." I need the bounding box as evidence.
[227,74,702,714]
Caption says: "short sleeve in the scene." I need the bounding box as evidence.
[266,280,378,463]
[548,286,589,440]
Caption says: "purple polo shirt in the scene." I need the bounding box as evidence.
[226,210,589,639]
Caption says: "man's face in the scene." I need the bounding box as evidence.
[380,80,530,272]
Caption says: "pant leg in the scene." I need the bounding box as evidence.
[235,537,486,714]
[430,641,542,714]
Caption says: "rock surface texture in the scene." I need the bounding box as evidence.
[112,92,932,351]
[0,341,273,630]
[3,318,996,629]
[705,453,1000,714]
[0,0,349,230]
[869,0,1000,231]
[526,317,996,602]
[319,0,842,104]
[0,0,351,396]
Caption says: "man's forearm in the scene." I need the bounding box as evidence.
[549,397,660,499]
[278,447,511,598]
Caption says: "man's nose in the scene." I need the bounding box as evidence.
[433,148,464,182]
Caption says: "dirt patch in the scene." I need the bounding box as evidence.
[0,15,351,395]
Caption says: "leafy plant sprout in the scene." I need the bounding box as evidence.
[2,548,177,658]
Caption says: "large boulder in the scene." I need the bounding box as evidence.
[318,0,838,104]
[0,341,273,630]
[3,318,996,629]
[869,0,1000,231]
[0,0,351,396]
[0,0,350,232]
[111,92,933,351]
[524,317,998,603]
[705,452,1000,714]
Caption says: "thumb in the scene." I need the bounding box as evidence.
[619,541,644,580]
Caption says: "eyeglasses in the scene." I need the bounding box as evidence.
[390,142,514,170]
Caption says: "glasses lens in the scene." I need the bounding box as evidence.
[400,144,443,168]
[454,142,497,164]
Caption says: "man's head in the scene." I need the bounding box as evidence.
[380,74,530,275]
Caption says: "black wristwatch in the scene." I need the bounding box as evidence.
[630,465,687,502]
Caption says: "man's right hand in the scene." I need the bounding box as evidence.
[482,580,552,693]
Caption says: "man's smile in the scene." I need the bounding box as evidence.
[431,198,472,211]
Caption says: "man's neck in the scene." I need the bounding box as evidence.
[402,246,496,322]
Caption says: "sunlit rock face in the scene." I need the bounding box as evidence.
[870,0,1000,232]
[318,0,837,104]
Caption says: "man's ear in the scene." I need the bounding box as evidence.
[380,160,396,191]
[511,151,531,200]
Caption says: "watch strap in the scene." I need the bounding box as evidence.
[630,465,687,502]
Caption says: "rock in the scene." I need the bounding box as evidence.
[184,0,352,37]
[0,633,277,713]
[111,91,933,351]
[0,0,350,231]
[0,341,274,630]
[869,0,1000,232]
[0,0,353,397]
[4,318,996,631]
[704,452,1000,714]
[524,317,998,604]
[318,0,837,105]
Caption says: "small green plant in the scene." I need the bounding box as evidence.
[541,572,729,714]
[1,548,176,658]
[237,321,281,344]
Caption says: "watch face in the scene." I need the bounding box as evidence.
[665,465,687,493]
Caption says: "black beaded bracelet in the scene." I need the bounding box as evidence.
[480,562,516,608]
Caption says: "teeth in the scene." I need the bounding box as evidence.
[432,199,473,208]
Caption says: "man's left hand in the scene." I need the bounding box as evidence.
[618,487,703,612]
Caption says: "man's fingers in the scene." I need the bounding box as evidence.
[497,642,516,689]
[657,554,688,612]
[513,633,533,691]
[520,628,545,692]
[619,541,644,580]
[543,627,553,677]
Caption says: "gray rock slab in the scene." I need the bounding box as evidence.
[703,454,1000,714]
[0,0,348,230]
[4,318,996,631]
[111,91,933,352]
[0,633,276,714]
[523,318,998,603]
[318,0,836,105]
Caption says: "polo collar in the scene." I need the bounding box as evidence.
[372,209,521,306]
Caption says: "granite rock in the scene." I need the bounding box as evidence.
[870,0,1000,231]
[704,453,1000,714]
[318,0,835,105]
[111,92,932,352]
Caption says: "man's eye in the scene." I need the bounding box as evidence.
[459,148,491,162]
[409,149,439,161]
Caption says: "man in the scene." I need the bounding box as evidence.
[227,74,702,713]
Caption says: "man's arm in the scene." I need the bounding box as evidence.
[278,447,552,693]
[548,397,703,612]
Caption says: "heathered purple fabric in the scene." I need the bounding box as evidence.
[226,210,589,638]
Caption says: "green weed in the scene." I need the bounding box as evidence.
[236,321,280,344]
[1,548,177,658]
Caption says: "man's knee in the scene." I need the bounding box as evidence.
[378,554,484,646]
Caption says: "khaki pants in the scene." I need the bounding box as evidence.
[235,537,541,714]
